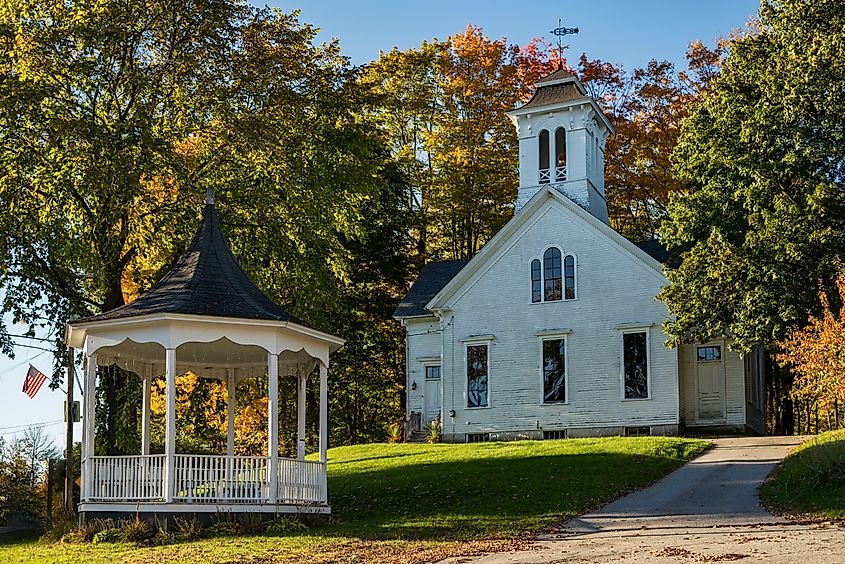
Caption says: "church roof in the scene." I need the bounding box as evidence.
[393,260,469,318]
[519,75,589,111]
[74,201,307,326]
[634,239,679,268]
[537,67,576,83]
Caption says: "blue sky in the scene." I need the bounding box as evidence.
[0,0,760,450]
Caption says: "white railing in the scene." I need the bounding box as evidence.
[555,165,567,181]
[89,454,166,501]
[86,454,326,505]
[277,458,326,504]
[539,168,551,183]
[174,454,268,503]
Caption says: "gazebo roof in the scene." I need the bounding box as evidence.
[74,197,306,327]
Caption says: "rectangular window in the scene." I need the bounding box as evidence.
[425,365,441,380]
[623,331,649,399]
[467,344,489,408]
[542,338,566,403]
[697,346,721,362]
[564,255,575,300]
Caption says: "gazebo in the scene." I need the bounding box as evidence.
[65,192,344,523]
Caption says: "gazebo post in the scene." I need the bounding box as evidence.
[141,366,151,456]
[267,353,279,503]
[164,348,176,502]
[83,353,97,502]
[227,369,235,458]
[319,363,328,463]
[297,373,307,460]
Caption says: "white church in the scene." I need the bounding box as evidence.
[394,68,766,442]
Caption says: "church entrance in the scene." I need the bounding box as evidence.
[424,364,441,424]
[696,343,726,421]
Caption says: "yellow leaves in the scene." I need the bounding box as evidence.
[777,272,845,408]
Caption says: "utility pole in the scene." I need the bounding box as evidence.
[65,348,74,513]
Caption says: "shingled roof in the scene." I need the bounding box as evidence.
[518,68,589,111]
[393,260,469,318]
[634,239,680,268]
[75,201,306,326]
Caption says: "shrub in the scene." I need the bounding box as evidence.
[203,520,241,537]
[265,515,308,534]
[173,515,202,541]
[119,517,152,543]
[151,528,175,546]
[237,512,264,535]
[386,422,403,443]
[425,419,442,444]
[91,528,122,544]
[77,518,115,543]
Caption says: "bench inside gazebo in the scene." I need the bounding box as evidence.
[65,191,344,523]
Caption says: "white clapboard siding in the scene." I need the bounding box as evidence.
[427,199,682,436]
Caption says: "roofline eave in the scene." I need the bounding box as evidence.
[66,312,345,350]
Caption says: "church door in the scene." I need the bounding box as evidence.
[424,365,441,423]
[696,343,725,421]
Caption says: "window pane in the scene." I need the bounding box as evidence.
[697,346,721,362]
[531,259,541,303]
[623,332,648,399]
[425,365,441,380]
[543,339,566,403]
[564,255,575,300]
[467,345,488,408]
[543,247,562,301]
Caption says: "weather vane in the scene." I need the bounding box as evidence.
[550,18,579,68]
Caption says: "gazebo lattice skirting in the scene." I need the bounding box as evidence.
[65,193,344,521]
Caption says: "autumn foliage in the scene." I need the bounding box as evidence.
[777,273,845,413]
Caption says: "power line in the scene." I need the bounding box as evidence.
[0,419,64,432]
[0,351,50,379]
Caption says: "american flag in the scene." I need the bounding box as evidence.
[22,365,48,399]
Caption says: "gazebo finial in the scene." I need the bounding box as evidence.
[206,186,215,206]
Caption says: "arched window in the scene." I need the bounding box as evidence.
[555,127,566,181]
[531,259,541,303]
[538,129,550,183]
[564,254,576,299]
[543,247,562,301]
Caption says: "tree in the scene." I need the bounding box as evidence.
[0,427,59,522]
[0,1,398,452]
[363,26,535,262]
[777,272,845,427]
[659,0,845,351]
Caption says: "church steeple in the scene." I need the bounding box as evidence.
[507,69,614,222]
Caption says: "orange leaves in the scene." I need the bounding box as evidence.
[777,273,845,409]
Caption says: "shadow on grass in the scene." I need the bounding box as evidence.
[325,448,699,541]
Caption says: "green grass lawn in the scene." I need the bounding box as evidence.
[0,436,708,563]
[760,429,845,521]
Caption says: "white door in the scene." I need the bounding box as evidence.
[696,344,725,421]
[424,365,441,423]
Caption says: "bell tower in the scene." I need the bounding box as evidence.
[507,68,614,222]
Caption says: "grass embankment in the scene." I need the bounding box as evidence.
[761,429,845,521]
[0,436,708,563]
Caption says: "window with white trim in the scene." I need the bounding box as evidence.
[542,338,567,403]
[623,331,649,399]
[425,365,441,380]
[531,248,576,302]
[467,344,489,408]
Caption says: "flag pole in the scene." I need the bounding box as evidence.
[65,348,74,514]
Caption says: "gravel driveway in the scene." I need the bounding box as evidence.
[453,436,845,563]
